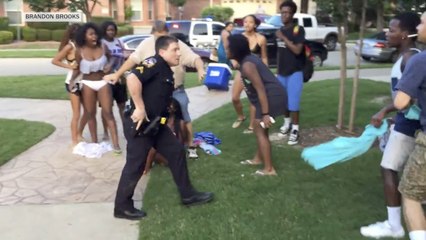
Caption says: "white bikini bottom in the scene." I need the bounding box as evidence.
[81,79,108,91]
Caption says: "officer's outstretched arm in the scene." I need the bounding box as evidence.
[194,57,206,82]
[127,73,147,129]
[104,58,138,84]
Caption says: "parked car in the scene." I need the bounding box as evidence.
[264,13,339,51]
[119,34,215,72]
[119,34,151,58]
[232,25,328,67]
[233,13,271,27]
[353,31,398,63]
[165,19,225,49]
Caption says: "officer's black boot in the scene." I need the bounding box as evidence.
[181,191,214,207]
[114,208,147,220]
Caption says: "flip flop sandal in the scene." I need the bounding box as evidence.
[232,117,246,128]
[242,127,254,134]
[240,159,262,165]
[253,170,277,176]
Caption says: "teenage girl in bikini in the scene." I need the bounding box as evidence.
[231,15,268,134]
[52,24,88,147]
[71,22,121,153]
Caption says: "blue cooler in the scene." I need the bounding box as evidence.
[204,63,232,91]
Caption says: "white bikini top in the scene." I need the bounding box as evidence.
[79,50,108,74]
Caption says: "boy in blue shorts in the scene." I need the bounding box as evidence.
[275,1,305,145]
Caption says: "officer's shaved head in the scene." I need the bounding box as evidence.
[156,36,180,66]
[155,35,178,53]
[151,20,169,34]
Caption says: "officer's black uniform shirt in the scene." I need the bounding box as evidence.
[130,55,175,119]
[277,24,305,77]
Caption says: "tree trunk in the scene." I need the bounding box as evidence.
[337,1,348,129]
[376,0,384,32]
[300,0,309,13]
[348,0,367,133]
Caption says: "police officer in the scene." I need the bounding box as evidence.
[105,20,204,159]
[113,36,214,221]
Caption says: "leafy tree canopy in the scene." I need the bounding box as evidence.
[23,0,100,20]
[201,6,234,23]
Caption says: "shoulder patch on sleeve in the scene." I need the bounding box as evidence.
[293,25,299,35]
[135,66,144,74]
[142,57,157,68]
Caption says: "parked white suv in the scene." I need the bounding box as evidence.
[264,13,339,51]
[166,19,225,49]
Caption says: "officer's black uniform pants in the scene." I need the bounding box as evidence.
[115,117,193,211]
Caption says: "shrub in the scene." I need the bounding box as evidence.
[27,22,68,30]
[201,6,234,22]
[126,25,134,34]
[0,17,9,30]
[7,26,22,40]
[37,29,52,41]
[52,29,66,42]
[117,24,133,35]
[117,26,129,37]
[22,27,37,42]
[0,31,14,44]
[91,16,114,27]
[124,5,133,22]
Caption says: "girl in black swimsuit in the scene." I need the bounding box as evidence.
[231,15,268,134]
[229,34,286,176]
[52,24,88,147]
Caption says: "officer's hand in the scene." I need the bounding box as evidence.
[198,69,206,83]
[132,108,149,130]
[103,73,119,84]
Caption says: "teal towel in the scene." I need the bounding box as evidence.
[301,122,388,170]
[404,104,421,120]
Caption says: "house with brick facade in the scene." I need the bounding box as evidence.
[0,0,316,27]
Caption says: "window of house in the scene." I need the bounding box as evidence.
[5,0,22,25]
[303,18,313,27]
[131,0,142,21]
[109,0,118,19]
[148,0,154,20]
[193,24,208,35]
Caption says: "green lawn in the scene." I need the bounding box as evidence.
[139,79,393,239]
[347,30,378,41]
[0,74,203,99]
[0,41,59,49]
[318,63,393,71]
[0,119,55,166]
[0,50,57,58]
[0,75,69,99]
